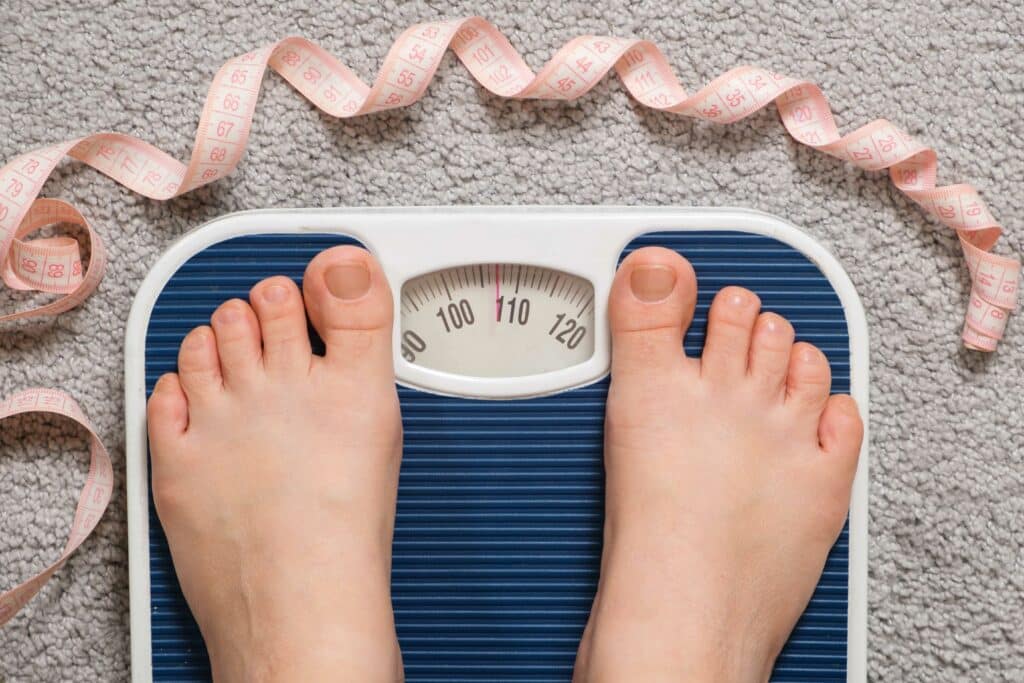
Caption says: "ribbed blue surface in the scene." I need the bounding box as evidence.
[145,231,850,682]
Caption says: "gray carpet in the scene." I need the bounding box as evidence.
[1,1,1022,680]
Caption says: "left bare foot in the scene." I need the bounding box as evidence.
[147,246,405,682]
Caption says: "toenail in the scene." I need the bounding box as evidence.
[801,346,822,363]
[185,329,209,347]
[727,290,752,307]
[215,305,241,324]
[760,315,790,337]
[630,265,676,302]
[326,262,371,300]
[262,284,289,304]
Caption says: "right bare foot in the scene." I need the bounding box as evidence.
[147,247,404,682]
[574,247,863,682]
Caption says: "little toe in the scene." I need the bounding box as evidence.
[147,373,189,450]
[177,326,223,401]
[747,312,794,397]
[813,394,864,524]
[249,276,312,375]
[608,247,698,378]
[303,245,394,376]
[210,299,262,385]
[785,342,832,417]
[701,287,761,380]
[817,394,864,472]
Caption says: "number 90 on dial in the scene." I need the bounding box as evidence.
[399,264,596,378]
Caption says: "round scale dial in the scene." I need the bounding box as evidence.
[399,264,596,378]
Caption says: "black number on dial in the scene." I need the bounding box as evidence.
[549,313,587,350]
[436,299,475,332]
[496,296,530,325]
[401,330,427,362]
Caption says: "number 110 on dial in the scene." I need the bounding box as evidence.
[399,264,596,378]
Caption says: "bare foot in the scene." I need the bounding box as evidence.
[574,248,863,682]
[147,247,404,682]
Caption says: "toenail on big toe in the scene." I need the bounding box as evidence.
[326,262,371,300]
[630,265,677,302]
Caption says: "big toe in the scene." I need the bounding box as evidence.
[303,245,394,377]
[608,247,698,387]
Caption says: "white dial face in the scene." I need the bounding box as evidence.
[399,264,596,378]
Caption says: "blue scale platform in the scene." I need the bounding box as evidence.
[144,230,850,682]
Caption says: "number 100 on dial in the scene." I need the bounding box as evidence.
[399,264,596,378]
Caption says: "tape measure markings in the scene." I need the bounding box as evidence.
[0,389,113,627]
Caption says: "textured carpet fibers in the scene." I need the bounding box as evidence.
[1,1,1022,680]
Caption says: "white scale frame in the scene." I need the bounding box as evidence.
[125,206,869,682]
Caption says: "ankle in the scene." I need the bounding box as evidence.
[202,574,402,682]
[209,627,403,682]
[580,601,777,683]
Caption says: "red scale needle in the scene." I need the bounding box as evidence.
[495,263,501,322]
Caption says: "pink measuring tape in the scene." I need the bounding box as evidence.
[0,16,1019,624]
[0,390,112,626]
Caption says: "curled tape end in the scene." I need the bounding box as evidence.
[962,323,999,352]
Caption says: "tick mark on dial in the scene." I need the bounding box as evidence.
[577,293,593,319]
[440,272,453,300]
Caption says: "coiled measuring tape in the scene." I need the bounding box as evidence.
[0,15,1019,625]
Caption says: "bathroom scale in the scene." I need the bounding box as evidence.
[125,206,869,682]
